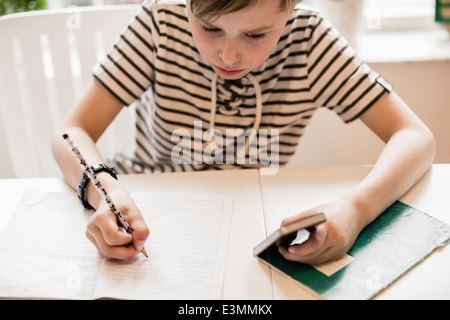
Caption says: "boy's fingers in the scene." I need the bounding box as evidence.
[86,211,144,260]
[86,226,139,260]
[88,210,133,246]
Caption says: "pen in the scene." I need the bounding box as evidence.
[63,133,148,258]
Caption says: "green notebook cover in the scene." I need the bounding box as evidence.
[436,0,450,23]
[257,201,450,300]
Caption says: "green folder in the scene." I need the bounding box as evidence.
[256,201,450,300]
[436,0,450,23]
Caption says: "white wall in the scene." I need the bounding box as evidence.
[288,60,450,167]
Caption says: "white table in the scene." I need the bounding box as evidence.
[1,165,449,300]
[0,169,272,300]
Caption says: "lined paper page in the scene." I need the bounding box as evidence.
[0,192,100,299]
[0,191,233,300]
[93,192,233,300]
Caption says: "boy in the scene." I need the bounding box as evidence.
[52,0,435,263]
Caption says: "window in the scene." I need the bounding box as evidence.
[302,0,436,31]
[364,0,435,30]
[47,0,141,9]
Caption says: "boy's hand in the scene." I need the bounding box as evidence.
[85,188,150,260]
[277,199,361,265]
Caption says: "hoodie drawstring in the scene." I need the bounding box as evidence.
[209,73,263,154]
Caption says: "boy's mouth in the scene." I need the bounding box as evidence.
[214,65,245,77]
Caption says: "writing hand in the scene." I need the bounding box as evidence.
[85,189,150,260]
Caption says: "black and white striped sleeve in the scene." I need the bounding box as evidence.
[306,14,392,123]
[93,0,159,106]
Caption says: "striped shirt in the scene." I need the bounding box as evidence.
[93,0,392,174]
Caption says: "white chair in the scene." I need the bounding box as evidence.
[0,5,140,178]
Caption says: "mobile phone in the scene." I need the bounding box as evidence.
[253,213,326,256]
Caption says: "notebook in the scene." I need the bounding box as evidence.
[436,0,450,23]
[0,191,233,300]
[255,201,450,300]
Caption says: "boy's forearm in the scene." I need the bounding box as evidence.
[52,126,108,208]
[345,127,435,231]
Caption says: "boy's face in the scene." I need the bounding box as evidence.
[187,0,291,80]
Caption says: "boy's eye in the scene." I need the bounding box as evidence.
[200,25,221,33]
[200,24,266,41]
[246,33,266,40]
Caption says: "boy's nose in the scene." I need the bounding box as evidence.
[219,39,241,66]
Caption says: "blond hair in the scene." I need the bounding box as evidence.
[190,0,302,19]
